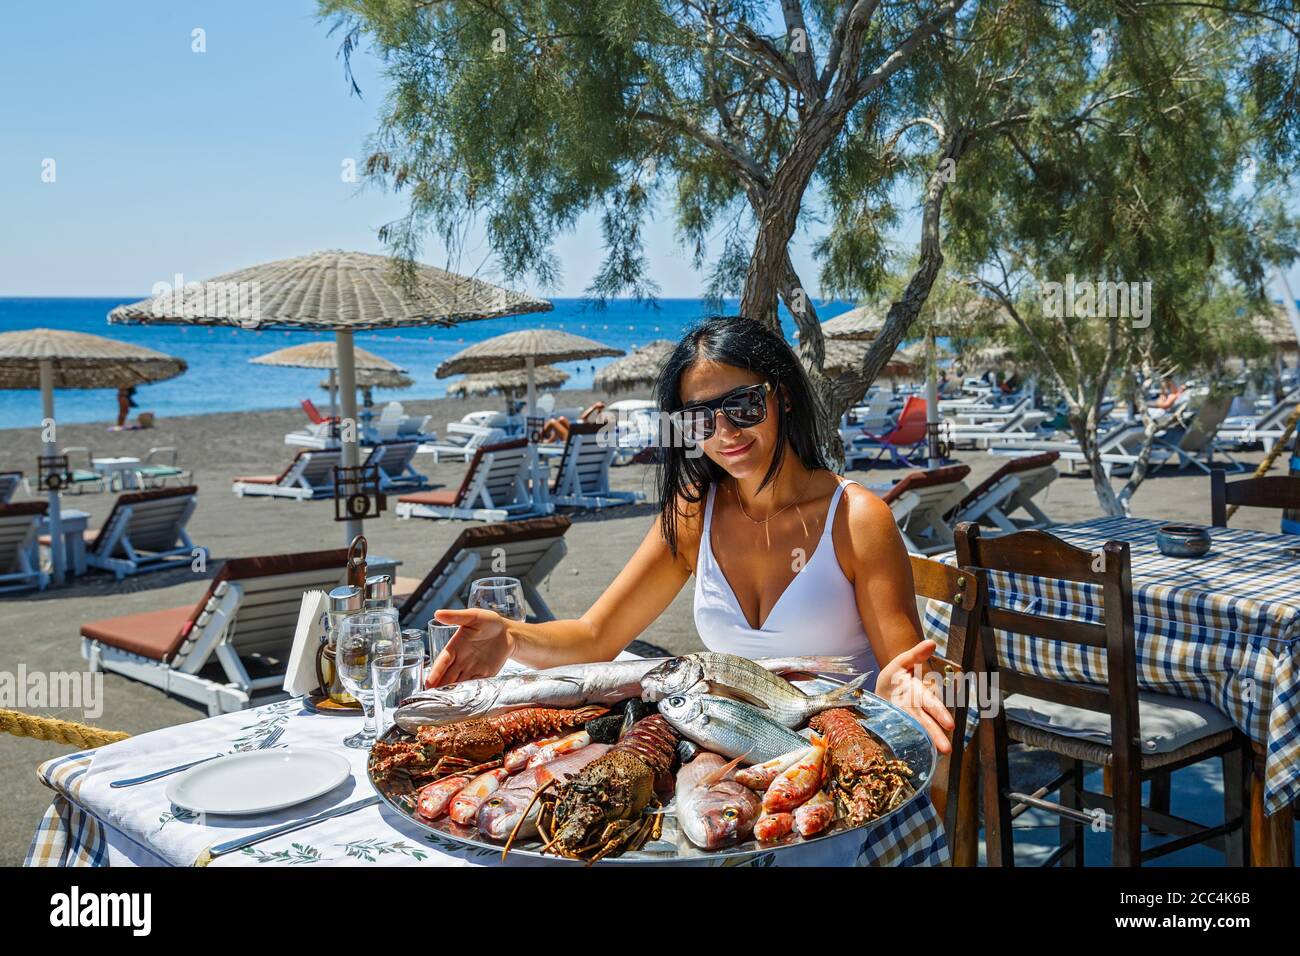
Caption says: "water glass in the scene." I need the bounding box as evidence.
[371,653,424,739]
[428,622,458,662]
[468,576,526,622]
[336,611,400,750]
[400,628,428,667]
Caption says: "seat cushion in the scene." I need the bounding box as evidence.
[1004,689,1234,754]
[233,474,279,485]
[80,605,195,661]
[398,489,458,506]
[37,529,99,547]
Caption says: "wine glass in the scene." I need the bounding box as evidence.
[468,576,526,623]
[336,611,400,749]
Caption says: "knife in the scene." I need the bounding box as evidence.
[205,795,383,859]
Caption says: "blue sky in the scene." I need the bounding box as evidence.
[2,1,1296,302]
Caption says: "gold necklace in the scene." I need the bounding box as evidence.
[732,473,814,525]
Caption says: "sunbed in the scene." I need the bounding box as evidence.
[232,448,341,500]
[876,464,971,555]
[1217,386,1300,452]
[0,500,48,593]
[846,395,929,468]
[60,485,200,580]
[396,438,544,521]
[398,515,572,628]
[419,423,509,463]
[546,423,644,509]
[81,548,350,714]
[0,471,23,504]
[363,440,427,492]
[946,452,1059,532]
[133,447,191,488]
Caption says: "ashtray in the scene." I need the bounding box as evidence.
[1155,524,1212,558]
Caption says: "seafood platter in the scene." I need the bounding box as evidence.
[367,652,936,864]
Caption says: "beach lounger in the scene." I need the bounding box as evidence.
[1144,392,1240,473]
[232,448,342,500]
[133,446,191,488]
[0,500,49,593]
[0,471,23,504]
[301,398,337,425]
[419,423,509,463]
[81,548,350,715]
[398,515,572,628]
[1216,386,1299,452]
[55,485,200,580]
[362,440,427,492]
[942,406,1050,450]
[846,395,928,468]
[876,464,971,555]
[946,452,1059,532]
[547,422,644,509]
[396,438,543,521]
[59,447,107,494]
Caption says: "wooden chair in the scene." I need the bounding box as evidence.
[907,554,985,866]
[1210,468,1300,527]
[955,522,1250,866]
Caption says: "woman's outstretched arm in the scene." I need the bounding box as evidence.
[426,514,694,685]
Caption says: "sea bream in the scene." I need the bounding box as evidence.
[656,694,809,765]
[475,743,611,840]
[673,752,762,850]
[641,652,871,728]
[397,655,858,730]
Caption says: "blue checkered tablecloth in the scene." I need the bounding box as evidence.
[922,516,1300,814]
[27,698,947,867]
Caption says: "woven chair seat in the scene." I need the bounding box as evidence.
[1008,720,1238,770]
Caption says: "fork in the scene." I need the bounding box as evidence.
[109,726,286,788]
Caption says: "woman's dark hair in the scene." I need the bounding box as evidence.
[655,315,828,555]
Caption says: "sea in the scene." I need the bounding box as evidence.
[0,297,860,428]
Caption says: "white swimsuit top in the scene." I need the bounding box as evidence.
[693,479,879,681]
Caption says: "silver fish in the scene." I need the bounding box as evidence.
[475,743,610,840]
[674,752,762,850]
[397,655,857,729]
[656,694,809,765]
[641,652,871,728]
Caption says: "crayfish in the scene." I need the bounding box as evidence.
[808,708,914,826]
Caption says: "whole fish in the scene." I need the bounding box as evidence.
[448,768,510,825]
[398,656,858,728]
[763,737,826,813]
[794,791,835,838]
[734,746,811,791]
[415,775,470,820]
[524,730,590,769]
[641,653,871,728]
[753,811,795,843]
[674,752,762,850]
[475,744,610,840]
[656,694,808,765]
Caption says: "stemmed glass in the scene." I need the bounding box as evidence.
[468,576,527,624]
[336,611,400,749]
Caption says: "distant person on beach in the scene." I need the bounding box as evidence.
[539,400,608,443]
[999,371,1022,395]
[116,386,138,427]
[427,315,954,755]
[1155,377,1184,410]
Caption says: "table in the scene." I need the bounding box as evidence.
[92,457,141,491]
[922,516,1300,865]
[27,697,948,867]
[38,508,90,578]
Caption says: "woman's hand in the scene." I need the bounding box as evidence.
[875,640,954,755]
[424,607,516,687]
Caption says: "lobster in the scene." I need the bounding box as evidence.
[370,705,607,780]
[807,708,913,827]
[533,714,680,863]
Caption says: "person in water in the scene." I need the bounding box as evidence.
[428,316,954,752]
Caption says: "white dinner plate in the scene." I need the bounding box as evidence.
[164,748,352,815]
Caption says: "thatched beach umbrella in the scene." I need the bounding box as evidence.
[822,338,915,380]
[252,341,408,420]
[0,328,186,583]
[110,249,550,543]
[319,369,414,412]
[821,305,886,341]
[436,329,622,416]
[447,364,569,399]
[592,340,674,395]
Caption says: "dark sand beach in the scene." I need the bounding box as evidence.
[0,390,1283,862]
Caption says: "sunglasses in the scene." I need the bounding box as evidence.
[669,382,773,443]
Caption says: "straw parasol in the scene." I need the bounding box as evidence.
[436,329,623,416]
[0,328,187,584]
[319,369,413,390]
[956,342,1015,374]
[1251,303,1300,350]
[821,338,916,379]
[592,339,674,395]
[251,342,409,420]
[110,250,550,543]
[447,365,569,399]
[821,304,886,341]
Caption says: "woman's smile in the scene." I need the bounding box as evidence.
[717,438,755,459]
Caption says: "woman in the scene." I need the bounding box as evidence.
[429,317,954,752]
[538,400,608,443]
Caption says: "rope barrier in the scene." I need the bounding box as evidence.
[0,708,129,750]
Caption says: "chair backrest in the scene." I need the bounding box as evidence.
[1175,392,1234,452]
[537,393,556,415]
[880,464,971,507]
[1258,386,1300,430]
[886,395,928,443]
[299,449,342,487]
[379,402,403,424]
[90,485,197,555]
[951,452,1059,517]
[0,501,48,569]
[550,422,612,494]
[907,554,984,863]
[1210,468,1300,527]
[954,523,1138,761]
[449,438,530,506]
[0,471,22,504]
[172,549,351,665]
[368,441,419,478]
[301,398,329,424]
[399,515,572,623]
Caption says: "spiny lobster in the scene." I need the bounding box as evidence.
[370,705,607,781]
[807,708,913,827]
